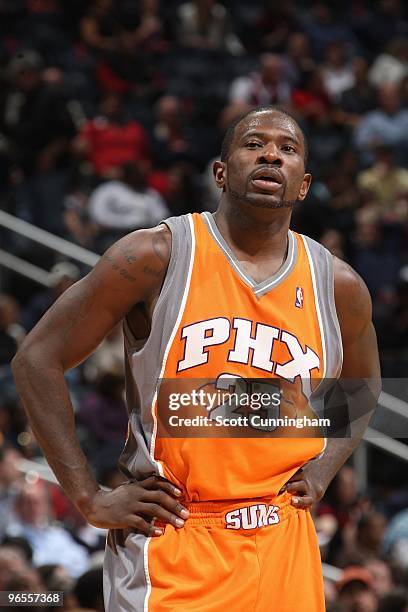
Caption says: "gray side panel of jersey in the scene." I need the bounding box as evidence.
[118,214,193,480]
[104,531,148,612]
[302,234,343,381]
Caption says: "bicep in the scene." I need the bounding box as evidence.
[341,321,380,379]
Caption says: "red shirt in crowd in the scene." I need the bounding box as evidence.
[80,117,150,175]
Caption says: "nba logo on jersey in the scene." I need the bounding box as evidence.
[295,287,304,308]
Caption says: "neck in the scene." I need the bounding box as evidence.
[214,198,291,259]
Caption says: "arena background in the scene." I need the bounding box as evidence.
[0,1,407,610]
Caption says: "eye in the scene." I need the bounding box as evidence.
[281,144,296,153]
[245,141,262,149]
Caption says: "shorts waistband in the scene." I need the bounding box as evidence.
[183,493,295,528]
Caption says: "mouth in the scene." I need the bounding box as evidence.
[250,168,284,193]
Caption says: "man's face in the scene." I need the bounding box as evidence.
[214,111,311,210]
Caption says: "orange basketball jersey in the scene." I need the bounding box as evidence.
[120,212,343,502]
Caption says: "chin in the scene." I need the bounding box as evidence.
[245,196,293,210]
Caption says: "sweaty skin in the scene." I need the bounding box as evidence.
[12,109,380,530]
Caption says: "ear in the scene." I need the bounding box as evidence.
[213,161,226,190]
[298,173,312,201]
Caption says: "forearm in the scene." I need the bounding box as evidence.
[303,437,360,500]
[304,379,379,499]
[12,351,99,517]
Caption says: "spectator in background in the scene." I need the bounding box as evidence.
[320,229,345,260]
[321,40,355,102]
[301,3,356,58]
[400,74,408,107]
[95,29,150,98]
[77,372,128,467]
[339,512,388,567]
[291,67,331,123]
[0,546,30,590]
[131,0,171,56]
[336,566,379,612]
[21,262,80,332]
[6,481,89,578]
[254,2,299,54]
[2,567,46,611]
[301,85,350,177]
[0,447,22,538]
[84,323,124,383]
[150,95,195,169]
[22,0,71,66]
[87,160,170,252]
[1,50,75,233]
[364,559,395,598]
[63,175,94,248]
[90,1,170,100]
[354,83,408,164]
[1,535,33,566]
[284,32,315,88]
[317,465,366,565]
[378,590,408,612]
[229,53,291,107]
[339,57,377,123]
[369,37,408,88]
[177,0,243,55]
[73,93,150,179]
[74,567,104,612]
[37,563,78,610]
[0,294,25,366]
[79,0,118,53]
[357,146,408,214]
[351,207,401,301]
[383,508,408,570]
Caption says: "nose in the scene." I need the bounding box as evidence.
[257,144,282,166]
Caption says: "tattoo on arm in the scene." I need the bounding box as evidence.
[105,254,137,283]
[103,229,171,284]
[118,242,138,264]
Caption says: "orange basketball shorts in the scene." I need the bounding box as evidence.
[146,492,325,611]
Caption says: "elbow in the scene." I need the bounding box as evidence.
[11,343,50,380]
[11,350,26,374]
[11,349,34,382]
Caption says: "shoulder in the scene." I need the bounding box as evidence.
[95,224,172,302]
[105,224,172,266]
[333,256,372,343]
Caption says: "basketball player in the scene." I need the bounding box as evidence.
[12,107,380,611]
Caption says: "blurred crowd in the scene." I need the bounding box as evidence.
[0,1,408,610]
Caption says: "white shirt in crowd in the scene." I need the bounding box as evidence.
[88,180,170,230]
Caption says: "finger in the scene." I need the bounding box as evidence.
[285,481,308,495]
[140,502,186,529]
[278,470,305,493]
[144,489,189,518]
[291,495,314,509]
[284,469,305,483]
[128,514,164,536]
[138,476,182,497]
